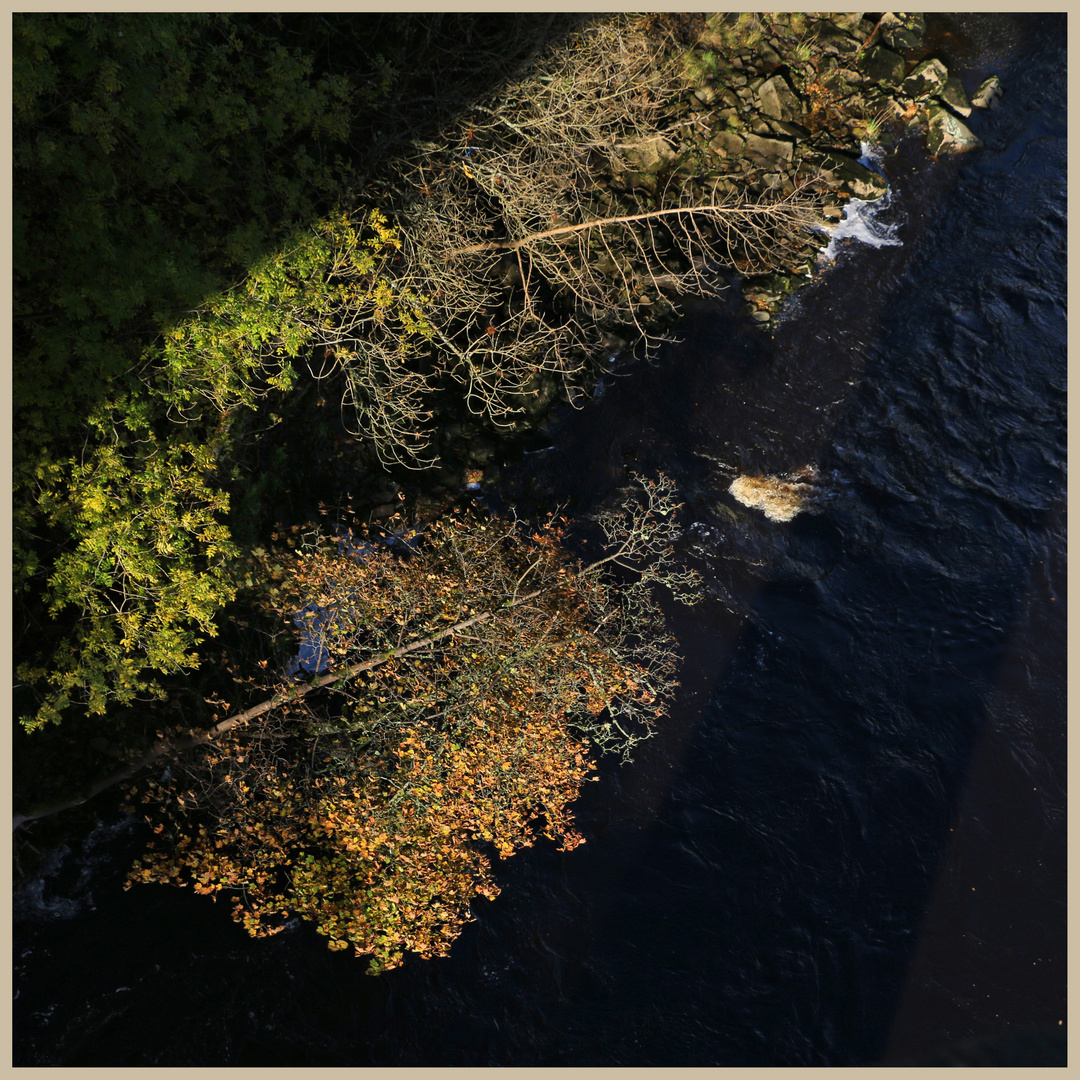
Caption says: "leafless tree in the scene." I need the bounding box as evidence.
[353,14,821,438]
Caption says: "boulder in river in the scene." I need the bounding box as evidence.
[938,74,973,116]
[817,152,889,201]
[902,57,950,100]
[971,75,1004,109]
[927,103,983,155]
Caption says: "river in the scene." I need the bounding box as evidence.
[13,13,1066,1067]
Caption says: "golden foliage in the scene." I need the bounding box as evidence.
[127,478,696,973]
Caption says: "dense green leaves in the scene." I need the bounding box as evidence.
[18,436,238,731]
[13,13,364,732]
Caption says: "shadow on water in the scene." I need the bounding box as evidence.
[12,12,1065,1068]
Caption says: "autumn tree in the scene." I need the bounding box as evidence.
[125,475,698,973]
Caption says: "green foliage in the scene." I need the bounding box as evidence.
[14,12,356,460]
[18,434,238,731]
[153,209,437,464]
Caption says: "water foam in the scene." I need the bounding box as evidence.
[818,144,903,263]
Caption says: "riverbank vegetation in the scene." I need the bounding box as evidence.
[124,477,696,972]
[17,10,982,969]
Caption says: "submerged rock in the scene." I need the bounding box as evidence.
[938,74,973,117]
[927,103,983,155]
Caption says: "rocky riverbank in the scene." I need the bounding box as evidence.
[371,12,1004,507]
[643,12,1001,322]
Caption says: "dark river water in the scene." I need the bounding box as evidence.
[13,14,1066,1067]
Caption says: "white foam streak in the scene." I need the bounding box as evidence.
[818,144,902,263]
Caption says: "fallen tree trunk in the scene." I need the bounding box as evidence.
[12,597,538,832]
[13,469,687,833]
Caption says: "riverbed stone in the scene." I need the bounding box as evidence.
[817,152,889,200]
[937,75,973,116]
[926,103,983,154]
[758,42,783,70]
[743,132,794,167]
[971,75,1003,109]
[862,44,906,86]
[767,118,811,140]
[902,57,949,100]
[708,129,745,158]
[880,12,925,52]
[814,20,863,56]
[620,135,679,173]
[757,73,802,122]
[827,13,872,34]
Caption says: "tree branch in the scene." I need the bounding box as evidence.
[450,199,813,256]
[12,588,541,831]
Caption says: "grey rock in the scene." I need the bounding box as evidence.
[743,133,795,167]
[887,26,923,51]
[768,118,811,140]
[878,12,925,51]
[757,73,803,122]
[837,66,867,87]
[759,43,783,69]
[814,20,863,55]
[901,57,949,100]
[861,44,906,86]
[828,13,871,34]
[708,129,746,158]
[619,135,678,173]
[927,103,983,154]
[937,74,973,117]
[818,153,888,200]
[971,75,1003,109]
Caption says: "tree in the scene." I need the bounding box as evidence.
[125,475,698,973]
[356,14,821,429]
[13,12,360,733]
